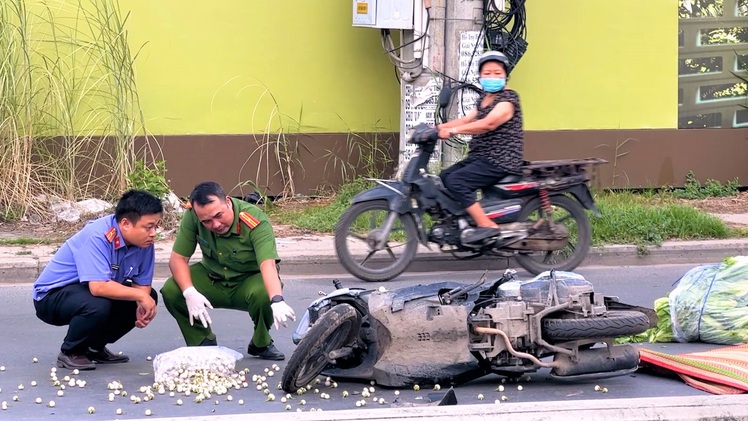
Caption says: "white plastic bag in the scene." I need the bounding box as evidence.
[153,346,244,394]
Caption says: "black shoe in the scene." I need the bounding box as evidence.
[247,342,285,361]
[198,337,217,346]
[57,351,96,370]
[462,227,501,244]
[86,347,129,364]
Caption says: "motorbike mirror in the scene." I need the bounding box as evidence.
[478,270,488,285]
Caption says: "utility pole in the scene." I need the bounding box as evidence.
[442,0,484,168]
[397,0,483,172]
[397,0,440,169]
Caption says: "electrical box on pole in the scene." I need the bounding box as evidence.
[352,0,414,29]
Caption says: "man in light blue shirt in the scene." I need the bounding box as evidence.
[33,190,163,370]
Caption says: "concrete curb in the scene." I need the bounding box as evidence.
[3,239,748,284]
[123,394,748,421]
[0,257,44,285]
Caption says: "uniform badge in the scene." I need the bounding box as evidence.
[105,227,117,242]
[239,211,260,229]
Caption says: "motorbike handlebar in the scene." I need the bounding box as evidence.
[408,123,440,145]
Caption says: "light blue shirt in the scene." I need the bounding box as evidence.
[33,214,155,301]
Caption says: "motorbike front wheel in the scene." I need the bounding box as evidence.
[335,200,419,282]
[514,195,592,275]
[281,304,361,393]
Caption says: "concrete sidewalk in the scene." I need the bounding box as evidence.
[2,234,748,283]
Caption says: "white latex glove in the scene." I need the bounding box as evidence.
[183,286,213,328]
[271,301,296,330]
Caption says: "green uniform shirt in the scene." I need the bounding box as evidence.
[172,198,279,280]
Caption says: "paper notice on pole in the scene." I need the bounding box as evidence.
[457,30,484,119]
[403,78,441,163]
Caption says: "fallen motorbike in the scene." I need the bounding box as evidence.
[281,270,654,393]
[334,123,607,282]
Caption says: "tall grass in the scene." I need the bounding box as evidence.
[232,80,394,201]
[0,0,159,221]
[235,80,310,200]
[321,117,395,187]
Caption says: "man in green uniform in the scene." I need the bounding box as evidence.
[161,181,295,360]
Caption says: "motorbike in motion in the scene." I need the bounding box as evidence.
[281,270,654,392]
[334,123,606,282]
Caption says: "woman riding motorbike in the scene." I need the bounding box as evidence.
[437,50,524,244]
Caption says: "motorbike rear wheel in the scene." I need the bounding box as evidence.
[514,195,591,275]
[542,310,651,341]
[335,200,419,282]
[281,304,361,393]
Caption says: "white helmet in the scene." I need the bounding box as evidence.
[478,50,511,73]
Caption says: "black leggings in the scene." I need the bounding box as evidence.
[34,282,158,354]
[440,156,509,208]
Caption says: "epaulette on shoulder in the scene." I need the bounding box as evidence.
[105,227,116,242]
[239,211,260,229]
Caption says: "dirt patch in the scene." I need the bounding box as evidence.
[0,219,82,242]
[679,192,748,214]
[272,224,317,238]
[0,198,328,243]
[0,221,314,244]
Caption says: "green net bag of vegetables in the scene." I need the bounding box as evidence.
[670,256,748,344]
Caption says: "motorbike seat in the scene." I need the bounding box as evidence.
[497,174,522,184]
[480,174,523,199]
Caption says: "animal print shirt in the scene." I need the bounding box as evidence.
[468,89,524,174]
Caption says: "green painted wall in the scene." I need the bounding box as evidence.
[512,0,678,130]
[123,1,401,135]
[123,0,677,134]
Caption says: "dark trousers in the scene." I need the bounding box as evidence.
[33,283,158,354]
[440,155,508,208]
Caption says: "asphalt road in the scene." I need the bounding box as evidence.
[0,264,719,420]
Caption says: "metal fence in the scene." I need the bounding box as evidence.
[678,0,748,128]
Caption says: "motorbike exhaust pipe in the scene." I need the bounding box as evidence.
[551,345,639,377]
[473,327,639,378]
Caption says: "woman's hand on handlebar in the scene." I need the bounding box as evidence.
[437,127,454,139]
